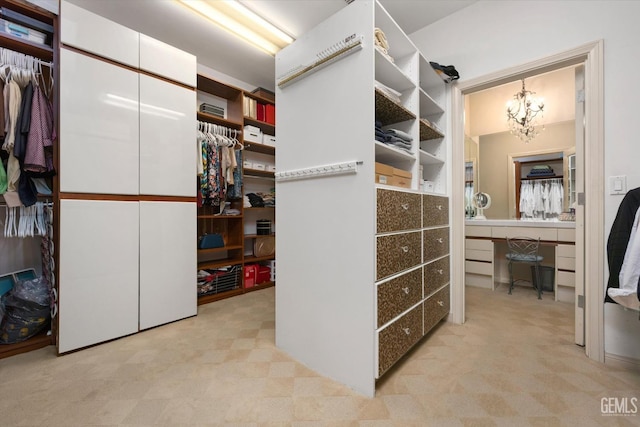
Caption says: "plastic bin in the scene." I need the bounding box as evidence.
[531,265,555,292]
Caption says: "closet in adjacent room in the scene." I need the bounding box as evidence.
[0,0,57,359]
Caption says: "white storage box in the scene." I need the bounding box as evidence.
[263,134,276,146]
[267,165,276,172]
[253,163,266,171]
[243,161,253,169]
[1,19,47,45]
[244,125,262,144]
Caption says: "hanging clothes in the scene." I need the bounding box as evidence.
[24,84,55,174]
[606,187,640,309]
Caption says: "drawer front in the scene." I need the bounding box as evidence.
[492,226,558,241]
[377,232,422,280]
[378,304,423,377]
[557,256,575,271]
[557,244,575,258]
[423,195,449,227]
[466,238,493,251]
[424,256,449,296]
[424,285,450,334]
[466,225,492,238]
[423,227,449,263]
[465,249,493,262]
[377,268,422,328]
[558,228,576,242]
[377,189,422,233]
[465,260,493,276]
[557,271,575,287]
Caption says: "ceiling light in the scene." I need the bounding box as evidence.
[177,0,293,56]
[506,79,545,143]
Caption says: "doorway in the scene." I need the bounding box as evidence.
[449,41,605,362]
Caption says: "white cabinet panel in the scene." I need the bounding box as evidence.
[139,34,197,87]
[465,260,493,276]
[465,249,493,262]
[466,226,492,238]
[61,1,139,67]
[139,202,197,330]
[58,200,139,353]
[465,238,493,251]
[139,75,196,197]
[60,49,139,195]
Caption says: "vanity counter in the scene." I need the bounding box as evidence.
[466,219,575,229]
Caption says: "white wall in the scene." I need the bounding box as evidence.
[410,0,640,361]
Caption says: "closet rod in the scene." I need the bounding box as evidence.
[0,47,53,68]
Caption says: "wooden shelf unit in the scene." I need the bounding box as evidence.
[196,73,276,303]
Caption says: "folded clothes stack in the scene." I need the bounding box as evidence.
[527,165,555,177]
[375,121,413,153]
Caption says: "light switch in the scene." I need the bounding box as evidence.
[609,175,627,195]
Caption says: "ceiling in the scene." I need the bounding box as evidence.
[65,0,476,90]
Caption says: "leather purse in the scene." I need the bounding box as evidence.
[198,234,225,249]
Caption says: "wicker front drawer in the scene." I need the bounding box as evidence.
[377,189,421,233]
[424,256,449,296]
[423,227,449,263]
[423,194,448,227]
[376,231,422,280]
[424,285,449,335]
[377,268,422,328]
[377,303,423,377]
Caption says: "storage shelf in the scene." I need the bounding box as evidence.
[197,244,243,254]
[375,88,416,126]
[375,141,415,165]
[197,111,242,129]
[374,49,416,92]
[0,33,53,62]
[419,88,445,117]
[245,281,275,292]
[197,74,242,99]
[245,143,275,156]
[0,331,52,360]
[419,119,444,141]
[244,91,274,105]
[245,207,275,210]
[197,214,243,219]
[244,254,276,263]
[419,149,445,165]
[522,175,563,181]
[197,258,244,270]
[244,234,275,238]
[244,117,275,134]
[244,168,275,179]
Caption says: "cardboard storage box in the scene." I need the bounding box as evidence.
[391,168,412,188]
[375,162,394,185]
[244,125,262,143]
[263,134,276,146]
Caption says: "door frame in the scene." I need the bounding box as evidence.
[450,40,604,362]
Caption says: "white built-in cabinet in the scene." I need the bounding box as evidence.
[57,1,197,353]
[275,0,449,397]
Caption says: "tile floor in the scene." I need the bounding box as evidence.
[0,285,638,426]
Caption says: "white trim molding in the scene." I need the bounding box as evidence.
[451,40,605,362]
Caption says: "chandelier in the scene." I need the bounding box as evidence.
[506,79,545,143]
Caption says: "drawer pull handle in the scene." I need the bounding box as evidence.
[402,327,411,335]
[400,246,409,253]
[437,205,442,210]
[401,203,409,210]
[402,287,410,294]
[436,238,444,243]
[437,269,443,275]
[437,300,444,307]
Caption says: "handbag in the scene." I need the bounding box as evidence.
[198,233,224,249]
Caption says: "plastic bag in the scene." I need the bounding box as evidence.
[0,277,50,344]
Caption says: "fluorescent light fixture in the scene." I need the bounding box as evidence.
[177,0,293,56]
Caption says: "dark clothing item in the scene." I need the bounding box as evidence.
[606,187,640,303]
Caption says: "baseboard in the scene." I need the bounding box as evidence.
[605,352,640,372]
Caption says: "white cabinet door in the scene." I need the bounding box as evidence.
[58,200,139,353]
[139,202,197,330]
[139,75,196,197]
[60,49,139,195]
[139,34,197,87]
[60,0,139,67]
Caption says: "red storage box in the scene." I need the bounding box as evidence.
[257,266,271,284]
[244,264,258,288]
